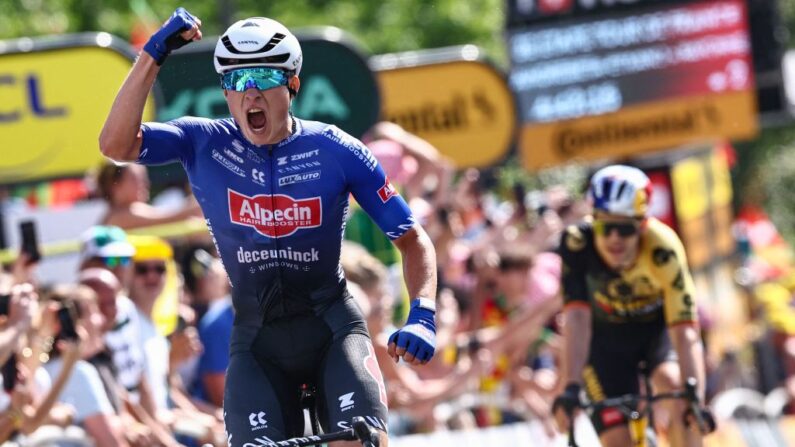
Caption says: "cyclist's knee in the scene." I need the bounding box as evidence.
[599,425,633,447]
[651,361,681,393]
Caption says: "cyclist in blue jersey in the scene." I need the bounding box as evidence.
[99,8,437,447]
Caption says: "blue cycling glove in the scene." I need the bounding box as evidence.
[143,7,198,65]
[388,298,436,362]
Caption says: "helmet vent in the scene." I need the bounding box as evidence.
[216,53,291,68]
[221,33,287,55]
[241,21,260,27]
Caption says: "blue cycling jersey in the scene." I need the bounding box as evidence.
[138,117,414,325]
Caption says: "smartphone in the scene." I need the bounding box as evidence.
[0,295,9,317]
[2,355,17,393]
[57,304,78,341]
[19,220,41,264]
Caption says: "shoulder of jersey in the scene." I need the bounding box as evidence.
[643,218,684,268]
[561,221,593,253]
[165,116,236,132]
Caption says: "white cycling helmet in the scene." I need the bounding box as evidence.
[214,17,303,75]
[588,165,652,218]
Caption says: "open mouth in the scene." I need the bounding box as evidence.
[247,108,267,132]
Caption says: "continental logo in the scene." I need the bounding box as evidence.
[520,91,759,170]
[554,104,720,158]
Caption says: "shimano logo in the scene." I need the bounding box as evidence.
[237,246,319,264]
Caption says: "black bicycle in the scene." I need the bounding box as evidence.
[564,377,716,447]
[246,384,381,447]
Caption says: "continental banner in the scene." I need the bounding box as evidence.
[520,90,757,170]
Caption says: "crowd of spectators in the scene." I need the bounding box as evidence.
[0,122,775,446]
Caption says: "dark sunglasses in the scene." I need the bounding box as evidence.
[134,263,167,276]
[101,256,131,268]
[593,220,640,237]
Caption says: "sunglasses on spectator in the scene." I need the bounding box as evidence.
[101,256,131,268]
[134,263,167,276]
[593,220,640,237]
[221,67,289,92]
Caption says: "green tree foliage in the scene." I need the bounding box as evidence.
[0,0,505,62]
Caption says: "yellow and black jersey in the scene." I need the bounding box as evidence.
[558,218,697,326]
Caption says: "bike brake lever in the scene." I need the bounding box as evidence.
[352,416,380,447]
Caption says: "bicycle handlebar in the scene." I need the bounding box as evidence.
[564,377,713,447]
[256,417,380,447]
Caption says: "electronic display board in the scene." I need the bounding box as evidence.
[509,0,759,169]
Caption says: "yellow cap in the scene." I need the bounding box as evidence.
[128,235,173,262]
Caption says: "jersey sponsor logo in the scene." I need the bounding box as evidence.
[277,156,289,166]
[245,435,324,447]
[377,177,398,203]
[213,150,246,177]
[228,189,322,237]
[237,246,319,264]
[289,149,319,162]
[252,168,266,186]
[248,411,268,431]
[338,392,355,412]
[323,126,378,171]
[336,416,387,433]
[277,161,322,174]
[247,149,264,163]
[224,148,245,164]
[278,170,320,186]
[231,139,246,153]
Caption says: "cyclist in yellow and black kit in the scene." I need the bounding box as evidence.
[552,165,708,447]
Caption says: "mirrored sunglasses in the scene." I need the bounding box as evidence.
[220,67,289,92]
[101,256,131,268]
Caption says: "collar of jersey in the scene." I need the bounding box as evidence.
[276,117,302,148]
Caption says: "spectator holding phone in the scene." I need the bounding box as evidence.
[42,284,128,446]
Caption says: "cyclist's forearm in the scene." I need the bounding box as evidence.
[562,306,592,385]
[394,225,437,301]
[99,52,159,162]
[670,323,706,400]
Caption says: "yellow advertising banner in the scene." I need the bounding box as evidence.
[0,45,156,183]
[377,61,516,168]
[671,157,710,222]
[519,91,758,170]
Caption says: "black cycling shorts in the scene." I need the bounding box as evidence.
[223,295,389,447]
[582,320,676,434]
